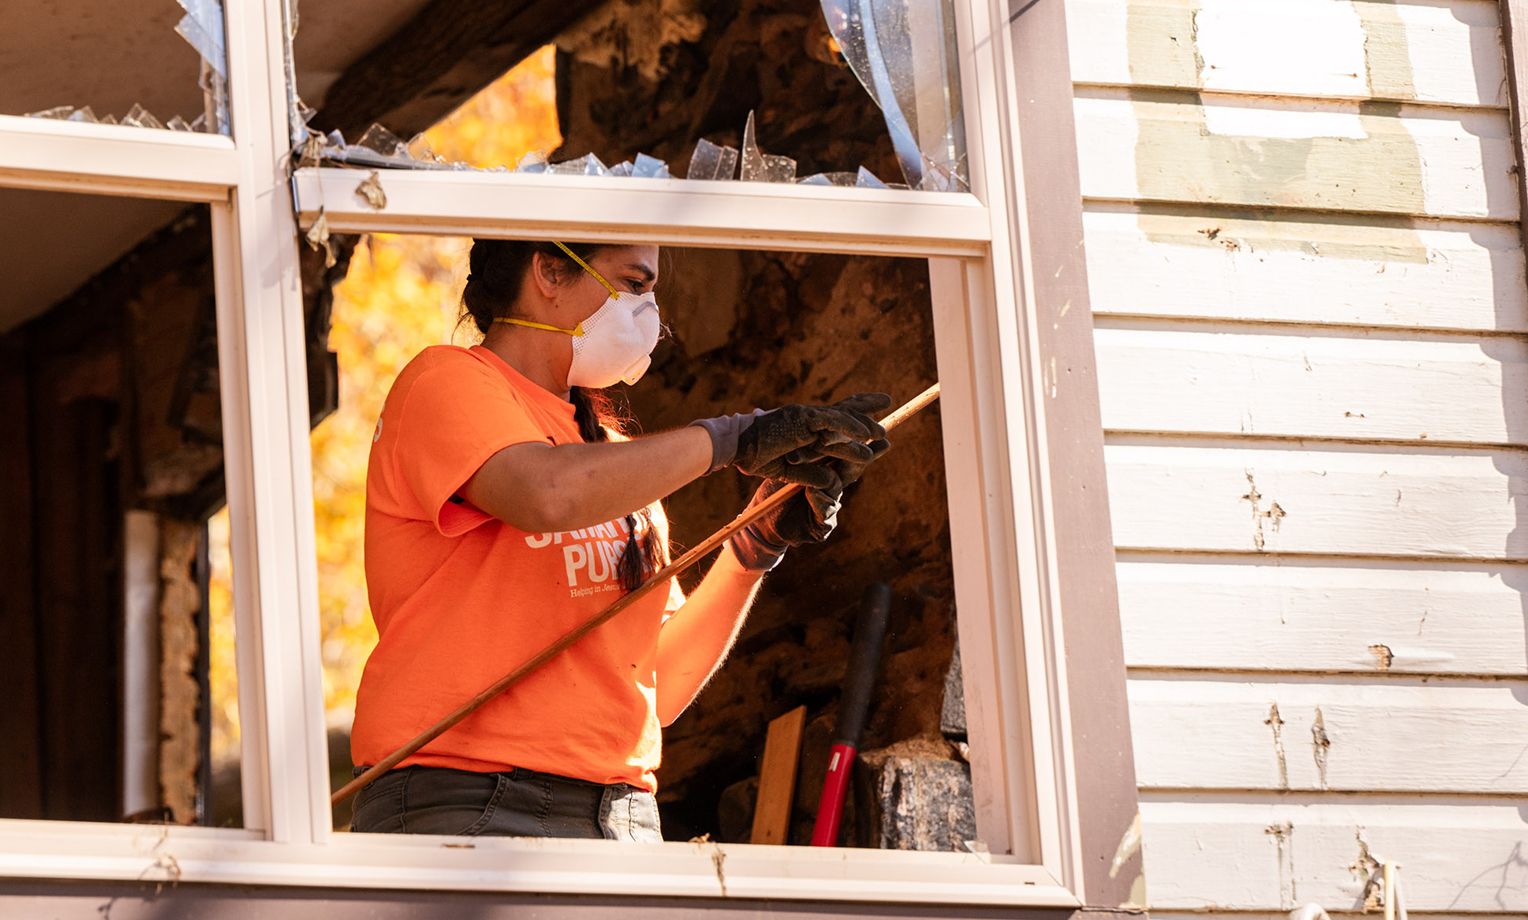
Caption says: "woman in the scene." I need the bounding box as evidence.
[349,239,890,841]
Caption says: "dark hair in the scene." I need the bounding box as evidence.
[460,238,667,592]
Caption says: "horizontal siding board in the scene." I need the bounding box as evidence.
[1104,442,1528,559]
[1074,94,1517,219]
[1095,326,1528,445]
[1129,676,1528,793]
[1083,207,1528,332]
[1139,796,1528,911]
[1068,0,1506,108]
[1117,557,1528,676]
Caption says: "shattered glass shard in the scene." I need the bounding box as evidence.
[715,145,738,181]
[739,112,796,183]
[740,112,764,181]
[632,153,671,179]
[325,129,346,150]
[548,154,610,176]
[99,114,120,126]
[761,154,796,183]
[356,124,408,158]
[515,151,550,174]
[295,99,317,127]
[686,139,722,180]
[609,161,634,178]
[25,106,75,120]
[405,133,442,163]
[175,0,229,78]
[167,115,194,132]
[819,0,968,192]
[123,104,166,131]
[799,172,859,186]
[856,166,890,189]
[66,106,99,124]
[190,114,208,132]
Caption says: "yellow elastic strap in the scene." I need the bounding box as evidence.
[494,316,585,337]
[552,241,620,299]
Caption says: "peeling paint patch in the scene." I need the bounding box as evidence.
[1111,812,1143,878]
[1242,471,1285,550]
[1312,706,1332,790]
[1266,821,1296,909]
[1369,643,1395,669]
[1265,701,1289,788]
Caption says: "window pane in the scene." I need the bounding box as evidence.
[290,0,965,190]
[4,0,229,134]
[0,190,241,825]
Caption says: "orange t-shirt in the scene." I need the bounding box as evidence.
[351,344,684,792]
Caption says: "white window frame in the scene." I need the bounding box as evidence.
[0,0,1089,907]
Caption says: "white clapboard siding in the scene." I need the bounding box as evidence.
[1139,796,1528,911]
[1117,556,1528,676]
[1094,326,1528,445]
[1104,442,1528,559]
[1083,207,1528,332]
[1129,676,1528,793]
[1068,0,1506,108]
[1074,93,1516,219]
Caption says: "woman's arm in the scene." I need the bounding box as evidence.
[655,544,765,726]
[459,426,713,533]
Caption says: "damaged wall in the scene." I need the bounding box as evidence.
[550,0,968,844]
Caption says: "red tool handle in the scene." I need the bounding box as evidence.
[810,743,858,846]
[810,582,891,846]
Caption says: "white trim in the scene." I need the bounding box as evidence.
[0,822,1078,907]
[291,167,992,257]
[0,114,237,202]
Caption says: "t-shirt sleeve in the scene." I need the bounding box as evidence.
[391,358,549,536]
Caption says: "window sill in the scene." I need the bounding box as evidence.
[0,821,1079,907]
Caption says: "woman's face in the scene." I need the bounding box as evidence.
[558,245,660,325]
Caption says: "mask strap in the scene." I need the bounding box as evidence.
[552,241,620,299]
[493,316,585,337]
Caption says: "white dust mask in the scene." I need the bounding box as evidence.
[568,291,661,387]
[493,243,663,388]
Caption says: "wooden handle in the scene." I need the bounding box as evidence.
[331,383,941,807]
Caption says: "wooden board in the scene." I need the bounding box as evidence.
[1129,675,1528,793]
[750,705,807,846]
[1094,325,1528,446]
[1074,92,1517,220]
[1082,207,1528,332]
[1139,795,1528,911]
[1117,556,1528,676]
[1068,0,1507,108]
[1104,441,1528,559]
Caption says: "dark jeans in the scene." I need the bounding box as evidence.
[349,765,663,842]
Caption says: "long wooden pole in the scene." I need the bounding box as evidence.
[331,383,941,807]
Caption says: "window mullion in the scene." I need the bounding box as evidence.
[218,0,329,845]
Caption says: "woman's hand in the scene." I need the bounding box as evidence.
[727,436,891,570]
[690,393,891,489]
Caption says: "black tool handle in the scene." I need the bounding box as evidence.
[832,582,892,748]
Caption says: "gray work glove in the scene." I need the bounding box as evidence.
[690,393,891,491]
[728,436,891,571]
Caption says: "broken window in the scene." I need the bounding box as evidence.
[287,0,966,191]
[7,0,230,134]
[313,233,969,847]
[0,0,1094,902]
[0,190,242,826]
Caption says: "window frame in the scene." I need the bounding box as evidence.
[0,0,1101,907]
